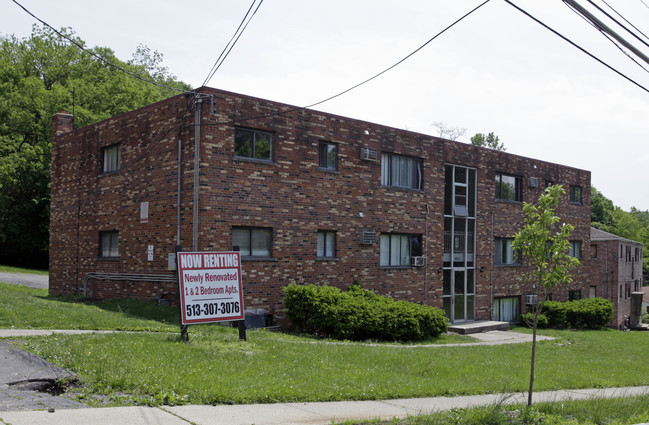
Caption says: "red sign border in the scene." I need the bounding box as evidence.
[177,251,245,325]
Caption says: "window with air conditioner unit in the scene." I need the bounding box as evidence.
[380,233,422,267]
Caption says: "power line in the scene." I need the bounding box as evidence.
[581,0,649,50]
[304,0,492,110]
[201,0,264,89]
[600,0,649,43]
[10,0,190,94]
[204,0,492,125]
[503,0,649,94]
[565,1,649,73]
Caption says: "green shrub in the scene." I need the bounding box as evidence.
[542,301,567,328]
[565,297,613,329]
[520,312,549,328]
[524,298,614,329]
[283,283,448,342]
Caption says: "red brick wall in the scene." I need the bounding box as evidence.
[588,238,644,328]
[50,87,592,322]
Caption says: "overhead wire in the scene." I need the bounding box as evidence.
[204,0,493,126]
[582,0,649,49]
[10,0,190,94]
[600,0,649,43]
[503,0,649,94]
[565,1,649,73]
[200,0,264,89]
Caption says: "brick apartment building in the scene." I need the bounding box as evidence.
[589,227,644,329]
[50,87,592,325]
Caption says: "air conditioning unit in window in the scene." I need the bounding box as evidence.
[525,294,538,305]
[411,256,425,267]
[360,147,379,162]
[359,231,377,245]
[528,177,540,188]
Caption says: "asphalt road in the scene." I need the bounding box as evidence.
[0,272,82,411]
[0,273,48,289]
[0,341,86,412]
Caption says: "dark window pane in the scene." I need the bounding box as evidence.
[254,133,272,160]
[235,129,253,158]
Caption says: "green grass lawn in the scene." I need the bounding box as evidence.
[358,394,649,425]
[1,282,649,409]
[0,265,49,275]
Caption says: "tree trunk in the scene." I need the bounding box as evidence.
[528,323,537,406]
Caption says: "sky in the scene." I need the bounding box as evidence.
[2,0,649,211]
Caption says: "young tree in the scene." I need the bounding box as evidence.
[512,185,580,406]
[470,132,506,151]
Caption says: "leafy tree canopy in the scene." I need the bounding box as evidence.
[470,132,506,151]
[590,187,616,232]
[0,24,191,268]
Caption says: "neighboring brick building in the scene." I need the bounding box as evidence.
[50,87,592,325]
[589,227,644,329]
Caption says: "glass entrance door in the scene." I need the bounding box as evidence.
[443,269,475,322]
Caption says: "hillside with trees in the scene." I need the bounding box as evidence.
[0,25,190,268]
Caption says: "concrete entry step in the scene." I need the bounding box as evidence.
[448,321,510,335]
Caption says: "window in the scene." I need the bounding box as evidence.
[102,144,120,173]
[590,244,597,259]
[495,174,521,202]
[232,227,272,258]
[380,234,421,267]
[495,238,521,266]
[317,230,336,258]
[569,241,582,259]
[493,297,520,322]
[318,142,337,171]
[99,231,119,258]
[381,153,422,190]
[569,290,582,301]
[570,186,582,204]
[234,128,273,161]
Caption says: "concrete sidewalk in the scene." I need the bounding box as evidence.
[1,386,648,425]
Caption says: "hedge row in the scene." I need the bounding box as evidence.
[283,283,448,342]
[521,297,614,329]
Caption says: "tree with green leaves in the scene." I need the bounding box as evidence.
[470,132,506,151]
[590,187,616,232]
[0,24,190,268]
[512,184,580,406]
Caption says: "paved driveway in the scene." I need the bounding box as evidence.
[0,273,48,289]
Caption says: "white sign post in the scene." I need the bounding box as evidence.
[177,251,244,326]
